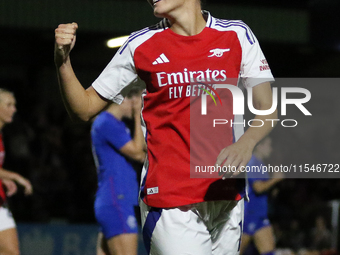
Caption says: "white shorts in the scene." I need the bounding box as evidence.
[0,206,16,232]
[140,199,244,255]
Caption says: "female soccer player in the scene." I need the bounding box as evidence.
[92,88,145,255]
[55,0,277,254]
[0,88,33,255]
[240,137,284,255]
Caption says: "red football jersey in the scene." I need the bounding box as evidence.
[92,11,274,208]
[0,133,7,206]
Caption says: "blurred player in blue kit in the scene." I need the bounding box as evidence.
[240,136,284,255]
[91,87,146,255]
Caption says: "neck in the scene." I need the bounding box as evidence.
[0,121,4,130]
[167,4,206,36]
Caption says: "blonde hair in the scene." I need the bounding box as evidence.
[0,88,14,102]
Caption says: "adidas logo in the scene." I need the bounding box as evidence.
[147,187,159,195]
[153,53,169,65]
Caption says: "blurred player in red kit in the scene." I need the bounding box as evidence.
[0,88,33,255]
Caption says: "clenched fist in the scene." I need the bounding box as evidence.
[54,22,78,66]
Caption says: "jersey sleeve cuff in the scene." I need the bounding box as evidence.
[92,81,124,104]
[243,77,275,88]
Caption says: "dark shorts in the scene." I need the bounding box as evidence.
[95,201,138,239]
[243,216,270,235]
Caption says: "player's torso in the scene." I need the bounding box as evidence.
[246,157,269,216]
[135,27,242,96]
[92,114,138,205]
[134,27,242,152]
[0,133,5,168]
[134,27,245,207]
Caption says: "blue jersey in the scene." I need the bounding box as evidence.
[245,155,269,219]
[91,111,138,208]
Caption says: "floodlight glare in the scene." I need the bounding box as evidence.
[106,36,129,48]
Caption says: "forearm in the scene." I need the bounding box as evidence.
[132,113,147,162]
[238,109,278,151]
[0,168,22,182]
[57,59,92,121]
[237,81,278,151]
[215,82,278,175]
[55,23,108,121]
[0,168,33,195]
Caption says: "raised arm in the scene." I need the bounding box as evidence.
[120,96,146,163]
[216,82,278,177]
[54,23,109,121]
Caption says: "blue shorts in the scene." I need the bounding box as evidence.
[243,216,270,236]
[95,202,138,239]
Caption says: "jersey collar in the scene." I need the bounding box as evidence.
[160,10,213,29]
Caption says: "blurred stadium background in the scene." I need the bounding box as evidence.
[0,0,340,254]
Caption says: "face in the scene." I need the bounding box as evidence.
[0,92,17,125]
[120,97,134,119]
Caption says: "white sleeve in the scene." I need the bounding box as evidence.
[240,24,274,88]
[92,38,138,104]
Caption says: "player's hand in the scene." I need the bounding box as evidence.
[216,139,255,179]
[2,179,17,197]
[132,95,142,117]
[54,22,78,66]
[16,176,33,196]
